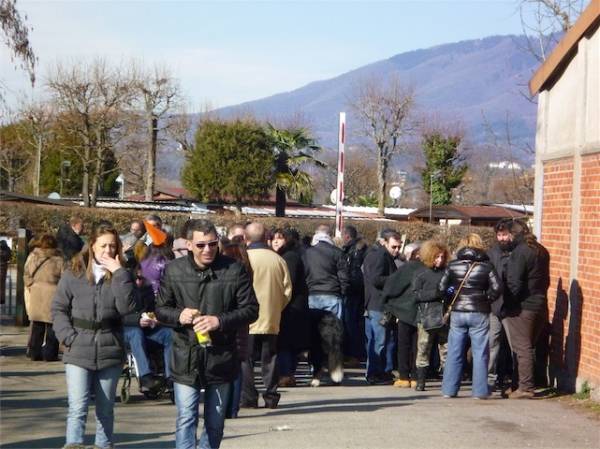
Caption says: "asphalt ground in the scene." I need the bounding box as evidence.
[1,324,599,449]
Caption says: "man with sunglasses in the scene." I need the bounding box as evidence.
[363,229,401,385]
[155,219,258,449]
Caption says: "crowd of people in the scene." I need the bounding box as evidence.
[18,213,550,449]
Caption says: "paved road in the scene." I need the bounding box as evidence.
[1,324,599,449]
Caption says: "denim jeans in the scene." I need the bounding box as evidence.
[308,294,343,320]
[364,310,394,378]
[123,325,172,378]
[65,363,122,448]
[174,382,231,449]
[442,312,490,398]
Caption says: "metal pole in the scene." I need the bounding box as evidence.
[429,173,433,223]
[335,112,346,239]
[15,228,29,326]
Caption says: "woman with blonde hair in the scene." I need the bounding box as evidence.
[439,233,501,399]
[412,240,449,391]
[52,222,137,449]
[24,234,64,361]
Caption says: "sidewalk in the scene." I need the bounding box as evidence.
[1,324,598,449]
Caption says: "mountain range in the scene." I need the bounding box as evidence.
[160,34,541,180]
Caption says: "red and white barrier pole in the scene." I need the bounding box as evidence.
[335,112,345,239]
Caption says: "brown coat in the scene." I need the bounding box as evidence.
[24,248,64,323]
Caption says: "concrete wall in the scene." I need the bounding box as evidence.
[534,21,600,399]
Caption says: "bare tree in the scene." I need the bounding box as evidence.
[0,0,36,90]
[349,76,416,215]
[0,112,31,191]
[518,0,588,62]
[132,64,181,201]
[47,60,134,206]
[16,100,54,196]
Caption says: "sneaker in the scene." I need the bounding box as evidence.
[393,379,411,388]
[508,389,534,399]
[410,380,418,388]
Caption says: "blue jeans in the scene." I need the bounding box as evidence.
[364,310,394,377]
[123,325,172,378]
[226,374,242,419]
[65,363,122,448]
[308,294,343,320]
[174,382,231,449]
[442,312,490,397]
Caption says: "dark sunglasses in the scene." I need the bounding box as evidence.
[195,240,219,249]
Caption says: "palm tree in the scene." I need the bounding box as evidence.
[267,124,326,217]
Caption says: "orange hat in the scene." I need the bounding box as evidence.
[144,220,167,246]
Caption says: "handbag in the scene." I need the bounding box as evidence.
[442,262,479,325]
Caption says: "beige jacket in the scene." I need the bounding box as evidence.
[24,248,64,323]
[247,247,292,335]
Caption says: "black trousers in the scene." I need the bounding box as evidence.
[396,320,417,379]
[241,334,279,406]
[29,321,59,361]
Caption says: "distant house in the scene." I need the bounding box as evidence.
[407,205,529,227]
[529,0,600,398]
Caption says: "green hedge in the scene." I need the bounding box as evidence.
[0,202,496,250]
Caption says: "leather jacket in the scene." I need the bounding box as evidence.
[439,247,502,314]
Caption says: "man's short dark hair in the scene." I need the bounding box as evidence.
[343,225,358,240]
[144,214,162,227]
[494,218,530,236]
[185,219,217,240]
[380,228,400,242]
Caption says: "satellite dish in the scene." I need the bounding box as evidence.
[48,192,61,199]
[330,189,337,204]
[389,186,402,200]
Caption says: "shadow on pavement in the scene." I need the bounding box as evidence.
[0,369,64,377]
[0,396,67,409]
[2,432,173,449]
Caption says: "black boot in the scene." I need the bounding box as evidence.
[415,367,426,391]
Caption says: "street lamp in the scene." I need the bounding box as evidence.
[428,169,442,223]
[59,160,71,196]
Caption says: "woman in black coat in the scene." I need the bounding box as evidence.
[271,228,310,387]
[439,233,501,399]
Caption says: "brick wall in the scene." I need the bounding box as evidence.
[541,158,574,388]
[542,155,600,390]
[576,153,600,385]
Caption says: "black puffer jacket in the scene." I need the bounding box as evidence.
[155,253,259,387]
[303,241,350,297]
[439,247,502,314]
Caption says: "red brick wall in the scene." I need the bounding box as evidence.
[541,158,574,387]
[576,153,600,384]
[542,154,600,388]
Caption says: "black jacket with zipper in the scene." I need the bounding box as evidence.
[155,253,258,387]
[439,247,502,314]
[303,241,350,297]
[363,243,397,312]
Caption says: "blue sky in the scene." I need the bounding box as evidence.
[2,1,527,111]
